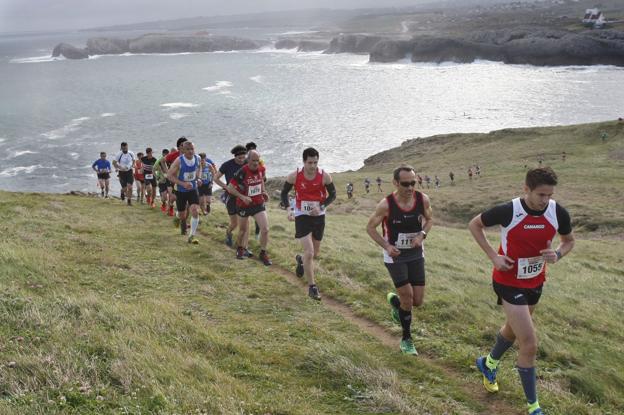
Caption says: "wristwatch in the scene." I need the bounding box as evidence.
[555,250,562,260]
[420,231,427,239]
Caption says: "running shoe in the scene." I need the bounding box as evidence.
[161,203,167,212]
[308,285,321,301]
[244,248,254,258]
[225,232,233,247]
[400,338,418,355]
[173,217,180,228]
[386,292,400,325]
[259,251,272,266]
[168,206,175,216]
[236,247,246,260]
[121,191,125,201]
[187,235,199,245]
[127,199,132,206]
[476,356,499,393]
[529,408,543,415]
[528,401,543,415]
[295,254,304,278]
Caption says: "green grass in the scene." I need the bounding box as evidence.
[2,120,623,414]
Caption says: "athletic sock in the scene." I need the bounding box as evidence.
[398,307,412,340]
[190,216,199,236]
[206,204,211,213]
[488,331,514,368]
[517,366,538,405]
[390,294,401,309]
[180,220,186,233]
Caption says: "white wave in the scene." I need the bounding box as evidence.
[101,113,116,117]
[41,117,91,140]
[202,81,233,92]
[0,164,44,177]
[216,90,231,95]
[160,102,200,109]
[250,75,264,83]
[277,30,319,35]
[69,152,80,160]
[169,112,190,120]
[10,55,65,64]
[7,150,37,159]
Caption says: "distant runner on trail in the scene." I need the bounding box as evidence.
[160,136,188,217]
[366,165,433,355]
[376,176,383,192]
[154,149,170,212]
[227,150,272,266]
[92,152,111,198]
[112,142,136,206]
[364,177,371,193]
[346,182,354,199]
[134,152,145,204]
[280,147,336,301]
[468,167,575,415]
[141,148,158,208]
[167,141,202,244]
[198,152,216,215]
[213,145,247,248]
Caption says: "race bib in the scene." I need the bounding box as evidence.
[248,184,262,197]
[145,174,153,180]
[396,232,419,250]
[517,256,545,279]
[183,172,196,181]
[301,200,320,214]
[201,171,212,181]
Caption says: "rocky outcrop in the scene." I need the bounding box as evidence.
[368,29,624,67]
[324,34,387,54]
[86,37,130,55]
[297,40,329,52]
[275,39,299,49]
[52,34,261,59]
[51,43,89,60]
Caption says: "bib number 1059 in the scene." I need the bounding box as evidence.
[517,256,545,279]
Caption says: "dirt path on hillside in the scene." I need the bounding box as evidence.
[204,225,522,415]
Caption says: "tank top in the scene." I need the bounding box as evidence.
[294,168,327,217]
[382,191,424,264]
[133,161,144,180]
[176,154,200,192]
[492,198,558,289]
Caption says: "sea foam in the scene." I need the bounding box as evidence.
[160,103,200,109]
[41,117,90,140]
[7,150,38,159]
[202,81,233,92]
[169,113,190,120]
[10,55,64,64]
[0,165,44,177]
[101,113,116,117]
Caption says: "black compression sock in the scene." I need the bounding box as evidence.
[398,307,412,340]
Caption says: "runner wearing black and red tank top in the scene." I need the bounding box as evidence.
[469,167,575,415]
[382,191,424,264]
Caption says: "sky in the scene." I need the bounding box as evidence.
[0,0,432,33]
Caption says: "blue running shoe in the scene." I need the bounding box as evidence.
[528,401,543,415]
[476,356,499,393]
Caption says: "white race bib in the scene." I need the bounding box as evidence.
[248,184,262,197]
[301,200,320,214]
[145,174,153,180]
[183,172,196,181]
[396,232,419,250]
[517,256,545,279]
[201,171,210,181]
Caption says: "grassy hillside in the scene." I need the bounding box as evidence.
[2,120,623,414]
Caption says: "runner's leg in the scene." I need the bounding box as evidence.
[254,211,269,251]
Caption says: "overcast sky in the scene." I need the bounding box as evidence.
[0,0,432,33]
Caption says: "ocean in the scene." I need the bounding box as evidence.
[1,28,624,194]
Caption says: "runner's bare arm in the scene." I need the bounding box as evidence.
[468,214,514,271]
[555,231,575,261]
[213,171,228,190]
[367,199,399,257]
[166,158,181,186]
[421,193,434,234]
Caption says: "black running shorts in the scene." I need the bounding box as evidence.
[158,182,168,194]
[97,173,110,180]
[295,214,326,241]
[144,177,157,187]
[493,281,543,306]
[226,194,238,216]
[175,189,199,212]
[385,257,425,288]
[237,204,265,218]
[198,183,213,196]
[118,170,134,187]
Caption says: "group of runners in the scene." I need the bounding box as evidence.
[93,139,573,415]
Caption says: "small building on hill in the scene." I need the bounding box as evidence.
[582,8,606,28]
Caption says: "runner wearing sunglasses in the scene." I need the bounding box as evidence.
[367,165,433,355]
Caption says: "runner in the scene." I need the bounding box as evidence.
[417,174,423,189]
[364,178,371,194]
[92,152,111,198]
[246,141,264,240]
[468,167,473,180]
[198,152,217,215]
[227,150,272,265]
[434,175,440,189]
[424,175,431,189]
[112,142,136,206]
[449,171,455,186]
[376,176,383,192]
[468,167,574,415]
[213,145,247,248]
[346,182,354,199]
[366,165,433,355]
[160,137,188,217]
[280,147,336,300]
[134,152,145,204]
[167,141,201,244]
[154,149,170,212]
[141,148,158,208]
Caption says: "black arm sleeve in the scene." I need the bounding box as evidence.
[480,202,513,227]
[556,203,572,235]
[280,181,293,209]
[323,182,336,207]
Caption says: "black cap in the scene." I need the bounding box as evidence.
[231,145,247,156]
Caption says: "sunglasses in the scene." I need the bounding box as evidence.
[399,181,417,187]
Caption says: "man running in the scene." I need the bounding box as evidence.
[167,141,202,244]
[449,171,455,185]
[92,152,111,198]
[160,137,188,217]
[376,176,383,192]
[246,141,264,240]
[134,152,145,204]
[141,148,158,208]
[468,167,574,415]
[227,150,272,265]
[346,182,354,199]
[112,142,136,206]
[154,149,170,212]
[367,165,433,355]
[198,152,217,215]
[364,178,371,194]
[214,145,247,248]
[280,147,336,301]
